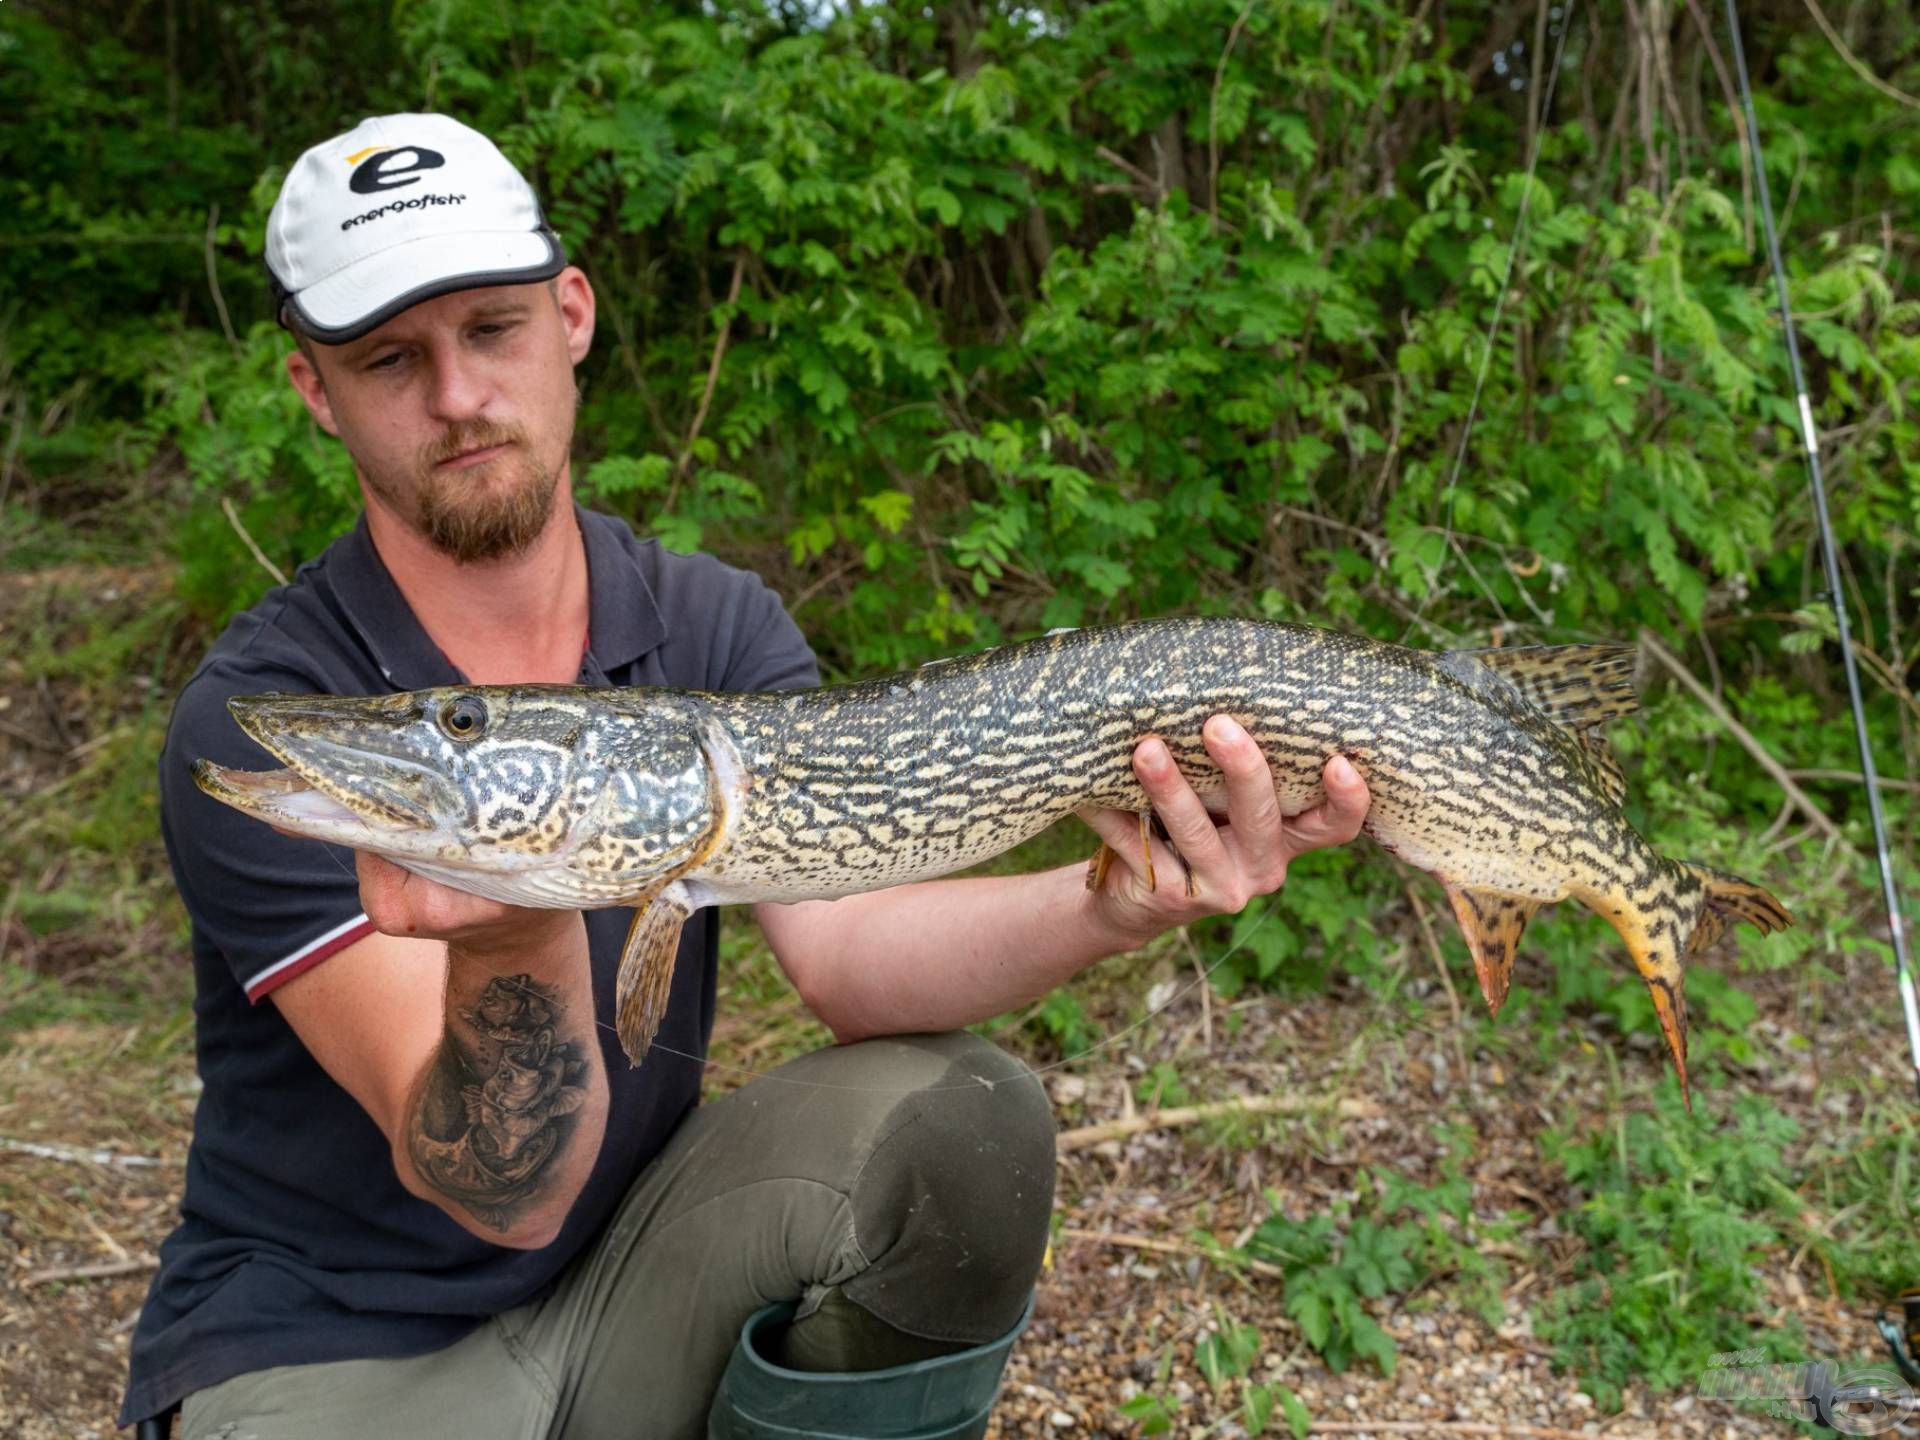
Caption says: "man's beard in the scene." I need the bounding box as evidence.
[366,420,561,565]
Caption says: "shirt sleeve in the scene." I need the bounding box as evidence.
[159,658,376,1003]
[707,567,821,696]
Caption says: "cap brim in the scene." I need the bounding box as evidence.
[285,229,566,344]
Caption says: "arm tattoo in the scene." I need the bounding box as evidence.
[408,974,590,1231]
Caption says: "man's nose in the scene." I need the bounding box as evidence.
[423,347,491,421]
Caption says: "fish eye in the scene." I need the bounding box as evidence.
[439,696,488,742]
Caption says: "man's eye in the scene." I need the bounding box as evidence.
[366,352,404,372]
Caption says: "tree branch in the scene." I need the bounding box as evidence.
[1639,630,1846,844]
[677,249,748,481]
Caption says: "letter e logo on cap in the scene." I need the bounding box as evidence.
[348,145,447,195]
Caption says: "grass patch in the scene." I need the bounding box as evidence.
[1,567,195,1001]
[0,962,186,1048]
[1537,1085,1807,1407]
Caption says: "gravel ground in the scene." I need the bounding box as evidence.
[2,938,1906,1438]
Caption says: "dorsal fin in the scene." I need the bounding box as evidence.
[1447,644,1641,729]
[1577,728,1628,808]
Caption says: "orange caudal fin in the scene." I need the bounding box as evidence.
[1593,862,1792,1109]
[1683,862,1794,954]
[1593,897,1694,1107]
[1442,885,1543,1017]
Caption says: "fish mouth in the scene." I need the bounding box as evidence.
[196,693,448,835]
[190,757,422,835]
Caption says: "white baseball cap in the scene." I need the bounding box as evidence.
[265,113,567,344]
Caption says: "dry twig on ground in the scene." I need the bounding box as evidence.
[22,1255,159,1288]
[1057,1094,1381,1153]
[1058,1227,1287,1280]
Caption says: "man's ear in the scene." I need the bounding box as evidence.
[285,346,341,437]
[554,267,595,366]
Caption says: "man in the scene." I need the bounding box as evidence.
[123,113,1371,1438]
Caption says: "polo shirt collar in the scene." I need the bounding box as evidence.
[327,506,668,690]
[577,505,668,674]
[327,515,463,689]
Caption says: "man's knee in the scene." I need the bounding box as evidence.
[838,1031,1055,1344]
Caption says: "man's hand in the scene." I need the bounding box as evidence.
[355,851,581,968]
[1077,716,1371,948]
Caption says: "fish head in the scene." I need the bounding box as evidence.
[191,687,732,907]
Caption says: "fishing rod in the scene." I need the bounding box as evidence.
[1720,0,1920,1399]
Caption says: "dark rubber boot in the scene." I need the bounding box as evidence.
[706,1294,1034,1440]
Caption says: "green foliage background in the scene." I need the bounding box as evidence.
[6,0,1917,1108]
[4,0,1913,665]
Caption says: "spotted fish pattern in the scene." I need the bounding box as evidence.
[193,617,1791,1100]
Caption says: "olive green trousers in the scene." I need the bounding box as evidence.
[179,1033,1055,1440]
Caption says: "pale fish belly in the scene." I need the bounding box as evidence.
[685,793,1073,906]
[1364,790,1573,901]
[1356,732,1645,903]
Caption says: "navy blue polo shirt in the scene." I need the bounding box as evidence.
[121,506,818,1426]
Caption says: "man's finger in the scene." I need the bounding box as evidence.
[355,849,519,935]
[1204,715,1283,865]
[1075,805,1140,864]
[1283,756,1372,853]
[1132,737,1230,878]
[355,850,415,933]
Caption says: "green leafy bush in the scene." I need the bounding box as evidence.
[8,3,1917,694]
[1247,1207,1416,1375]
[1538,1090,1804,1407]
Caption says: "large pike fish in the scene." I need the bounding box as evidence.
[192,618,1790,1100]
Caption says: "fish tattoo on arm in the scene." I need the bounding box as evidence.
[407,974,590,1231]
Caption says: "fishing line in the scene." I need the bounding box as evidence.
[452,895,1283,1098]
[1721,0,1920,1103]
[1409,0,1577,638]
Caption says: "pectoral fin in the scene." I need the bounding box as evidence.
[615,883,693,1066]
[1442,884,1542,1017]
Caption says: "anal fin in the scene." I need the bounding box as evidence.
[1442,884,1542,1016]
[616,883,693,1066]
